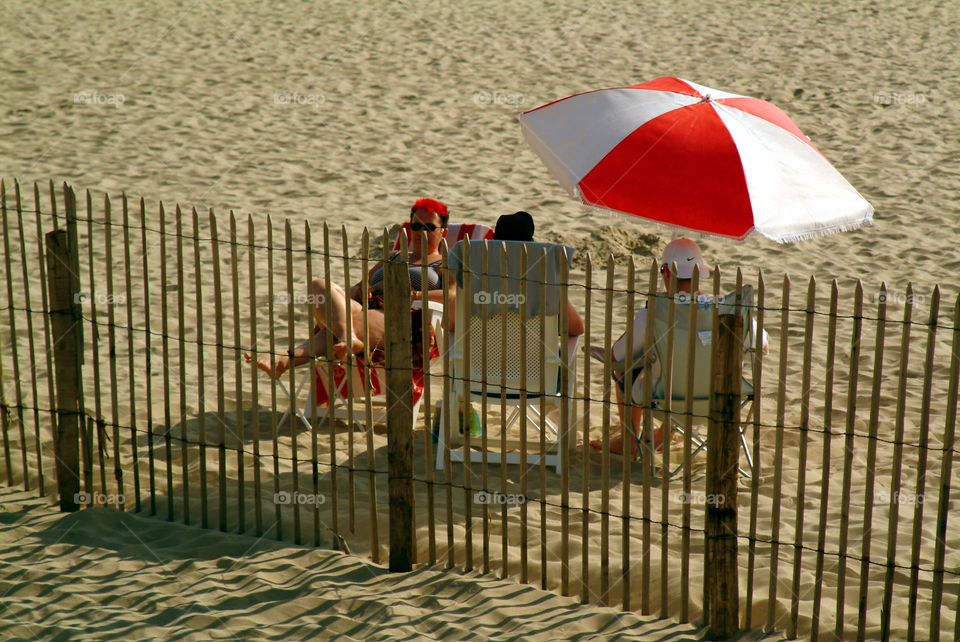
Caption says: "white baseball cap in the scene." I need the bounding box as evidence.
[660,238,711,280]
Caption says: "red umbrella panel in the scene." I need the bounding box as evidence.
[519,77,873,242]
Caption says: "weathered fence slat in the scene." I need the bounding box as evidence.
[811,280,840,640]
[210,212,227,532]
[498,244,509,581]
[788,277,817,638]
[835,281,865,641]
[659,262,678,620]
[599,255,614,606]
[385,254,414,573]
[321,223,337,547]
[35,182,58,498]
[579,255,593,604]
[461,238,474,572]
[247,215,262,537]
[121,195,141,511]
[556,246,574,595]
[928,294,960,641]
[879,283,915,640]
[158,202,173,518]
[744,269,766,629]
[681,265,702,624]
[342,225,357,538]
[765,274,790,631]
[141,198,156,515]
[905,286,939,642]
[0,182,13,487]
[362,230,381,563]
[440,240,452,570]
[519,245,528,585]
[266,216,282,540]
[16,181,44,494]
[559,245,571,597]
[45,225,82,511]
[305,222,319,547]
[230,213,244,534]
[284,220,300,544]
[627,257,642,614]
[480,240,490,576]
[538,247,548,591]
[706,307,744,640]
[175,205,189,523]
[857,283,889,641]
[194,209,209,529]
[3,182,27,491]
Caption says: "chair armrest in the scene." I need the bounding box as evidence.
[410,300,443,310]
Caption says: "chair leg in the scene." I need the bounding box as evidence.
[739,427,755,475]
[668,420,752,478]
[435,403,447,470]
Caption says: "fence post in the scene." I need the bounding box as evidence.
[706,312,742,638]
[385,258,414,572]
[46,227,83,512]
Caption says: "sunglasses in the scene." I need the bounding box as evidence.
[410,221,440,232]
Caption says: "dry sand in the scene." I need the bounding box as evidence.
[1,0,959,640]
[0,486,726,640]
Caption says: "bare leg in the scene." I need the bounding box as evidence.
[244,280,387,378]
[311,279,366,359]
[590,387,661,455]
[243,327,332,379]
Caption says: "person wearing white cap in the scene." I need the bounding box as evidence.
[589,238,767,456]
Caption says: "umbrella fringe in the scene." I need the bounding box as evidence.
[583,200,874,244]
[762,211,875,244]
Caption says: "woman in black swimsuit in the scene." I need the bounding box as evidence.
[246,198,454,379]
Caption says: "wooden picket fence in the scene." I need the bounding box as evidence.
[1,179,959,640]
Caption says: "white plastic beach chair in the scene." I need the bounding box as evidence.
[393,222,494,253]
[435,241,577,475]
[645,286,758,478]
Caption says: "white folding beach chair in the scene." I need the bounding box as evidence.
[435,241,577,475]
[277,299,444,432]
[646,286,758,478]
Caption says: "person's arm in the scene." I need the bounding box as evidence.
[610,309,647,363]
[746,318,770,354]
[351,259,384,301]
[566,301,584,336]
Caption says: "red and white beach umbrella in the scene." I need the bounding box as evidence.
[519,77,873,242]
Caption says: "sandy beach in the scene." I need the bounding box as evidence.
[1,0,959,639]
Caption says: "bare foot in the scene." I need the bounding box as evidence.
[332,336,365,361]
[589,434,638,456]
[243,352,290,379]
[589,425,668,455]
